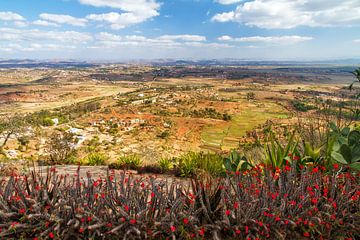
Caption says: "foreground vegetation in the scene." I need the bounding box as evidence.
[0,165,359,239]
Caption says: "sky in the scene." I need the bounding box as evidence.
[0,0,360,61]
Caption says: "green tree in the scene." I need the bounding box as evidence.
[0,115,26,153]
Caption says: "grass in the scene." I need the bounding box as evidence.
[82,152,108,166]
[177,152,224,177]
[201,101,289,150]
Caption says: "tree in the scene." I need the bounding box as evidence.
[0,115,26,152]
[46,132,77,164]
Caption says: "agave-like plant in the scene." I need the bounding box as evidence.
[223,150,253,172]
[264,131,299,169]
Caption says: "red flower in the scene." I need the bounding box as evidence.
[170,225,176,232]
[79,228,84,233]
[49,232,54,239]
[18,208,25,214]
[199,227,205,236]
[333,163,339,170]
[303,232,310,237]
[183,218,189,225]
[234,202,239,209]
[293,155,300,161]
[225,210,231,216]
[312,167,319,173]
[130,219,137,224]
[236,229,241,235]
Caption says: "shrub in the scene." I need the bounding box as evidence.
[291,100,316,112]
[158,157,174,173]
[83,152,108,166]
[0,166,358,239]
[117,154,142,170]
[177,152,224,177]
[45,132,77,164]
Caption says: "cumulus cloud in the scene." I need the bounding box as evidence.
[0,11,25,21]
[86,12,149,30]
[80,0,160,29]
[212,0,360,29]
[157,35,206,42]
[218,35,313,45]
[216,0,242,5]
[211,11,235,22]
[91,32,227,49]
[40,13,87,27]
[33,20,60,27]
[0,28,92,43]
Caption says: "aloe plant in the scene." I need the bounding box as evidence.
[331,126,360,170]
[264,131,299,168]
[301,142,323,165]
[223,150,253,172]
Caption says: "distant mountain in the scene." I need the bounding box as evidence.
[0,59,98,68]
[0,58,359,68]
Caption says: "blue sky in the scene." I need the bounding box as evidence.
[0,0,359,60]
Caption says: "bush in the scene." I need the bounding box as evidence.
[176,152,225,177]
[0,166,358,239]
[45,132,77,164]
[83,153,108,166]
[291,100,316,112]
[158,157,174,173]
[117,154,142,170]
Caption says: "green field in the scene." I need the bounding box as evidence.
[201,101,289,150]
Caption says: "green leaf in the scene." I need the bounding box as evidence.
[348,130,360,146]
[341,127,350,136]
[349,162,360,171]
[340,144,352,163]
[331,151,348,164]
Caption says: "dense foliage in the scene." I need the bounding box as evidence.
[0,165,359,239]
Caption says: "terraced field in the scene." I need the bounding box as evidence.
[200,101,289,150]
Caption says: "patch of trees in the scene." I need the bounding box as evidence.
[291,100,316,112]
[185,108,231,121]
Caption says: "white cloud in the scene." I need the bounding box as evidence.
[79,0,160,14]
[212,11,235,22]
[212,0,360,29]
[157,35,206,42]
[354,39,360,43]
[216,0,242,5]
[40,13,87,27]
[0,11,25,21]
[217,35,233,41]
[91,32,228,50]
[0,28,92,43]
[86,12,149,30]
[33,20,60,27]
[80,0,160,29]
[218,35,313,45]
[13,21,28,27]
